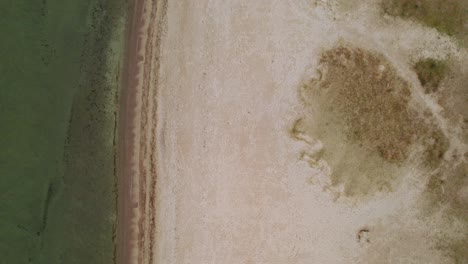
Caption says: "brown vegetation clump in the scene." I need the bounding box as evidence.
[296,45,452,198]
[304,46,422,162]
[294,44,465,263]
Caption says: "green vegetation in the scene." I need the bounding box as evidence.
[0,0,127,263]
[421,163,468,263]
[413,58,448,93]
[382,0,468,45]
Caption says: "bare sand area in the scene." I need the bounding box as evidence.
[121,0,467,263]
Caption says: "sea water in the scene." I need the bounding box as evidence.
[0,0,127,263]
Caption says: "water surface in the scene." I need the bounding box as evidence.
[0,0,127,263]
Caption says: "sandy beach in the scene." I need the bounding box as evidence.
[120,0,467,263]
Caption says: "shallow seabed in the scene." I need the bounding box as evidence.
[0,0,127,263]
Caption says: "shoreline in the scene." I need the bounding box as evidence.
[117,0,167,264]
[117,0,146,263]
[117,0,168,262]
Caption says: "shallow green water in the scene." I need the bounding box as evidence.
[0,0,127,263]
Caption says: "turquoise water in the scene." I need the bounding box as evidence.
[0,0,127,263]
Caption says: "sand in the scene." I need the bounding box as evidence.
[120,0,467,263]
[118,0,167,263]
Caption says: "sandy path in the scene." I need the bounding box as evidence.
[122,0,467,263]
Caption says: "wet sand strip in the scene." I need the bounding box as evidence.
[117,0,168,263]
[117,0,145,263]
